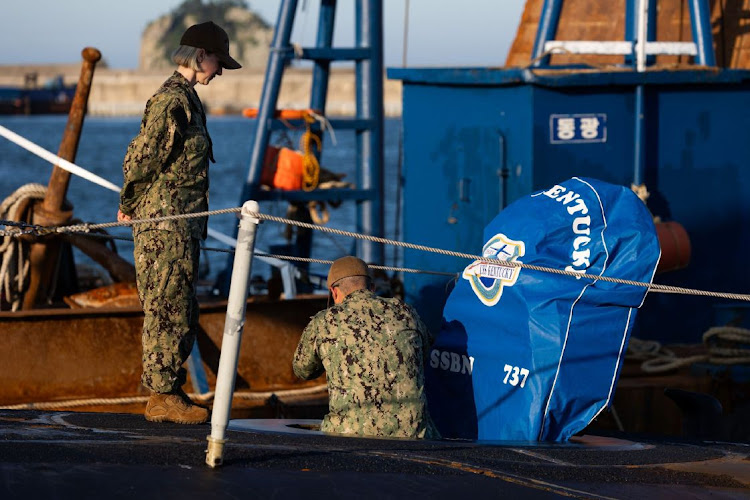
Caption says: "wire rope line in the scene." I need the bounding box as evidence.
[245,211,750,302]
[0,207,243,237]
[0,124,243,247]
[3,115,746,302]
[250,252,458,278]
[0,217,456,279]
[4,221,456,278]
[0,124,456,282]
[3,206,750,302]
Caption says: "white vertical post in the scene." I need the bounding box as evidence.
[205,200,261,468]
[636,0,649,72]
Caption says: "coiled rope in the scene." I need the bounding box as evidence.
[0,183,47,311]
[300,113,322,191]
[0,384,329,411]
[631,326,750,373]
[703,326,750,364]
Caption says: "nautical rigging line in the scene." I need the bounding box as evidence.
[0,125,121,192]
[3,207,750,302]
[0,219,456,279]
[0,384,329,411]
[1,123,748,301]
[0,124,247,247]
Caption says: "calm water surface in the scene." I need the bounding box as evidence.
[0,115,404,287]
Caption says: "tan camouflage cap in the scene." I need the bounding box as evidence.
[327,256,369,288]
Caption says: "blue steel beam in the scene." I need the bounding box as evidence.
[688,0,716,66]
[633,84,646,186]
[305,0,336,222]
[301,48,371,61]
[531,0,564,67]
[218,0,298,296]
[310,0,337,115]
[646,0,657,66]
[241,0,298,201]
[625,0,636,48]
[388,66,750,87]
[220,0,386,294]
[355,0,385,265]
[629,0,653,186]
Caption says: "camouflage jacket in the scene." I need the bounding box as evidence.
[293,289,439,439]
[119,72,214,239]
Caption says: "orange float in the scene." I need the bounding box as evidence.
[242,108,319,120]
[654,221,691,274]
[260,146,305,191]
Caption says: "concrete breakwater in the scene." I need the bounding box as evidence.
[0,65,402,117]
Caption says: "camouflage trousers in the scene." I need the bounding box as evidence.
[321,403,440,439]
[134,229,200,394]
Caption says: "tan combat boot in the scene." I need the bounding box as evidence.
[145,391,209,424]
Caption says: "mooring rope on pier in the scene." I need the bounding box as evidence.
[2,205,750,302]
[629,325,750,373]
[0,384,329,411]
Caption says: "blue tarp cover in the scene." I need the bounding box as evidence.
[426,177,660,441]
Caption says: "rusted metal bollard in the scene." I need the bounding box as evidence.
[22,47,101,309]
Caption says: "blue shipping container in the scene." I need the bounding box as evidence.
[388,67,750,343]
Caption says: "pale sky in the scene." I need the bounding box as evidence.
[1,1,526,69]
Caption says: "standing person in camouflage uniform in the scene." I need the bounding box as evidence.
[293,256,439,439]
[117,21,241,424]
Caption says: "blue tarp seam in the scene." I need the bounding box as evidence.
[538,178,612,438]
[587,307,635,427]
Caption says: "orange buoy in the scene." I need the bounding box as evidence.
[273,147,305,190]
[260,146,305,191]
[242,108,318,120]
[655,221,691,274]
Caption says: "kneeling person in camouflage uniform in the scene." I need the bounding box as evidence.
[293,256,439,438]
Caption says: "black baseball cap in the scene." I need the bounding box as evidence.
[180,21,242,70]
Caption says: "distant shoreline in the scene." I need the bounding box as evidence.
[0,65,402,117]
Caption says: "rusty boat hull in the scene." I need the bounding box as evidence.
[0,295,329,417]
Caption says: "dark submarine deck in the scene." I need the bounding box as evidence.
[0,409,748,499]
